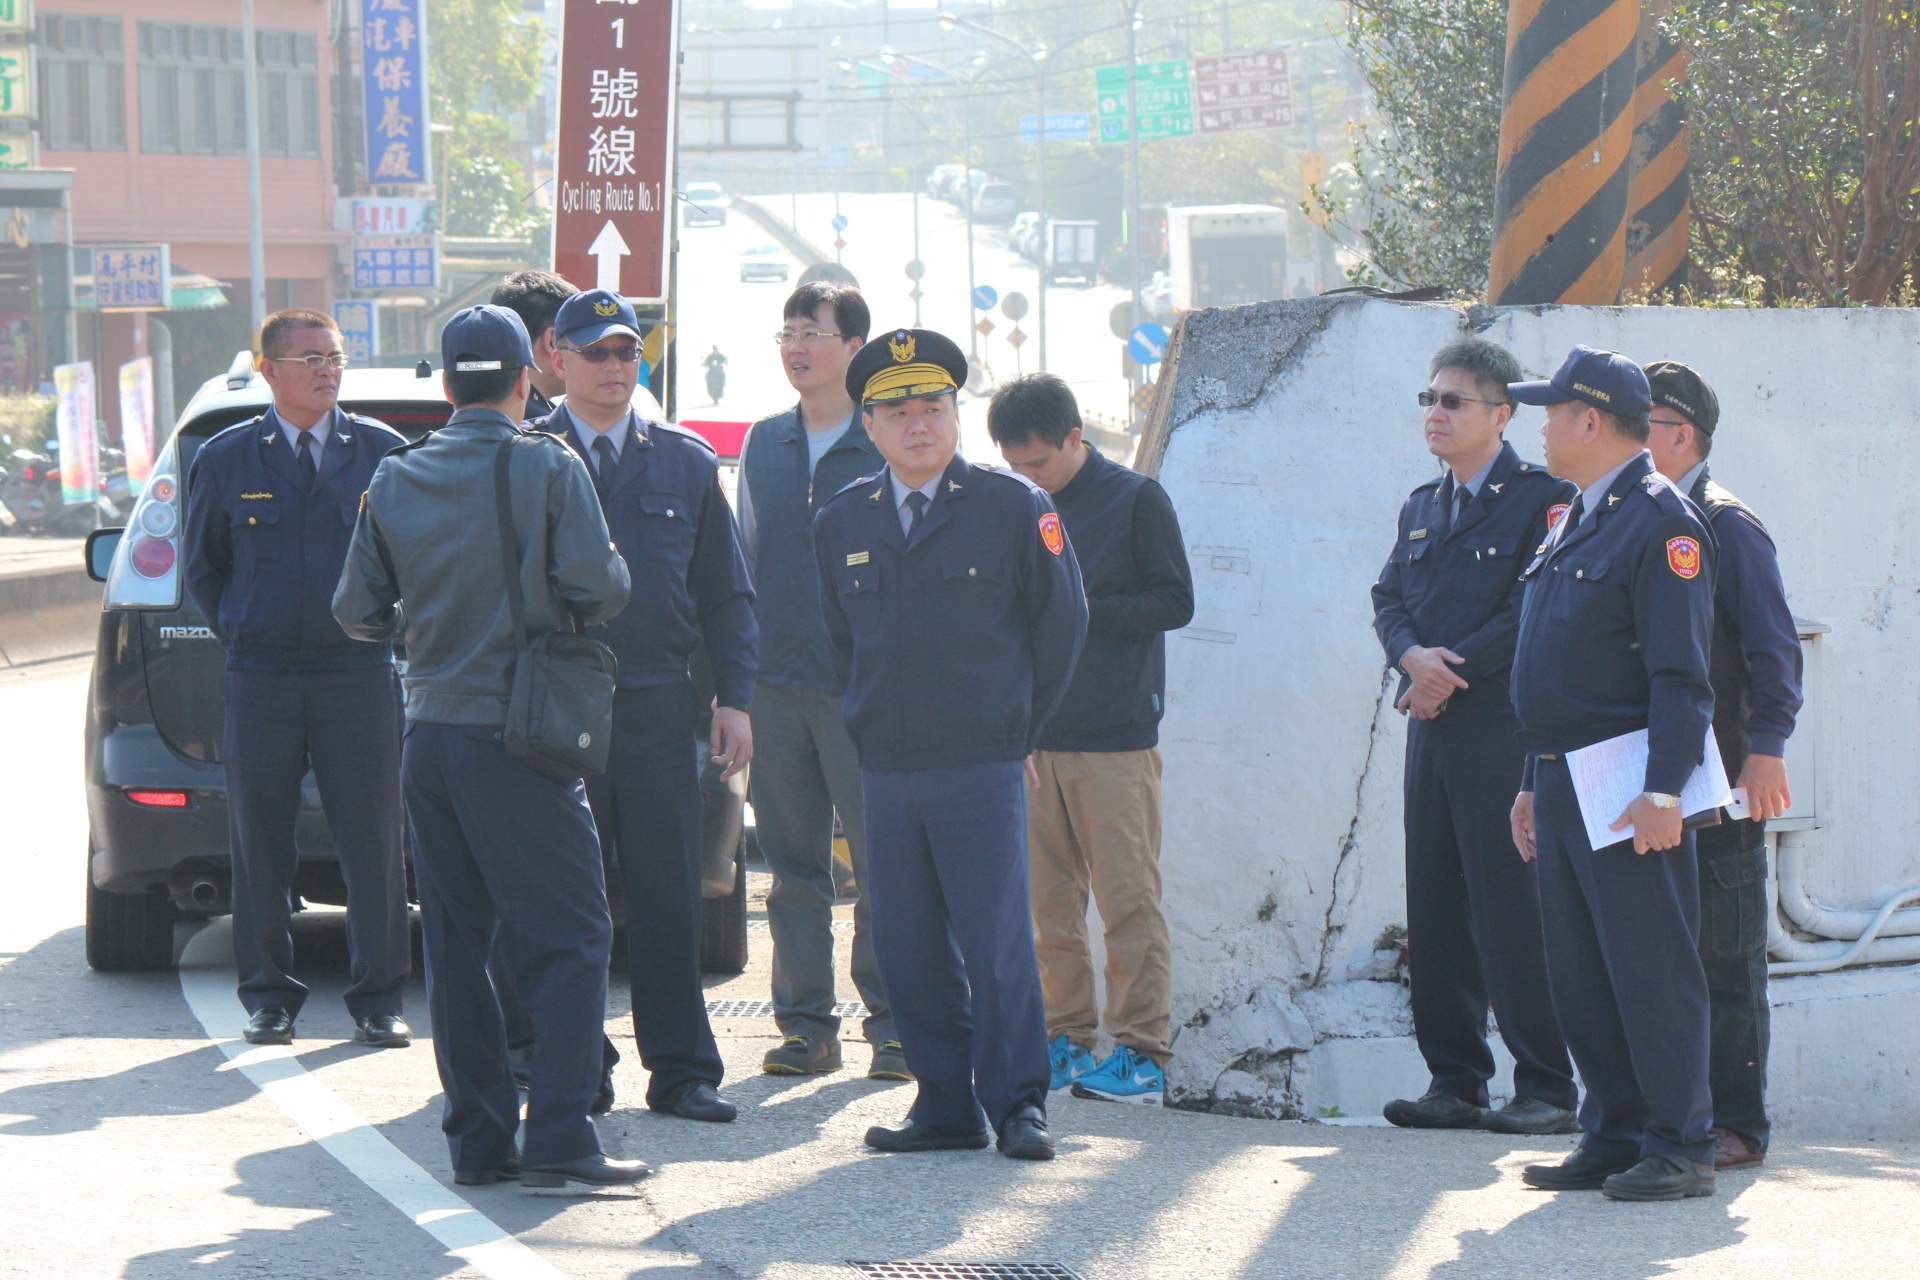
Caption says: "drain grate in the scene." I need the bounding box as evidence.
[705,999,869,1019]
[749,920,857,932]
[847,1266,1082,1280]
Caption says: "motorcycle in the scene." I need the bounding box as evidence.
[703,350,728,404]
[0,440,130,536]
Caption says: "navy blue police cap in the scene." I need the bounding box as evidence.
[1508,344,1651,420]
[553,288,642,349]
[441,304,533,373]
[846,327,969,406]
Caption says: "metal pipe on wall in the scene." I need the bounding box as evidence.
[1768,829,1920,976]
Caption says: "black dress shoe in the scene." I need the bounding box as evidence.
[651,1080,736,1123]
[243,1008,295,1046]
[520,1153,652,1192]
[1522,1145,1641,1191]
[354,1014,413,1048]
[1602,1154,1716,1201]
[863,1119,992,1153]
[1482,1096,1581,1136]
[1383,1089,1487,1129]
[454,1158,521,1186]
[996,1105,1055,1161]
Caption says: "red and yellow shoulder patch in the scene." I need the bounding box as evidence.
[1667,535,1701,579]
[1038,512,1065,556]
[1546,502,1570,533]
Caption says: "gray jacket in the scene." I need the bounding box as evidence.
[332,407,631,724]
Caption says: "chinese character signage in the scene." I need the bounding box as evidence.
[92,245,172,312]
[361,0,430,186]
[1194,51,1292,135]
[352,235,438,290]
[1095,61,1193,144]
[0,1,29,32]
[0,41,30,119]
[352,197,435,235]
[554,0,679,301]
[53,361,98,506]
[0,134,33,169]
[333,300,379,364]
[119,357,155,496]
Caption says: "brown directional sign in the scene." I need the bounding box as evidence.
[1194,50,1292,135]
[553,0,680,301]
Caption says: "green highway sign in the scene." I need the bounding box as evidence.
[1095,61,1193,143]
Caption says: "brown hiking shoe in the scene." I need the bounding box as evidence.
[761,1034,843,1075]
[1711,1126,1765,1170]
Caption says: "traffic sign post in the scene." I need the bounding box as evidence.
[1096,61,1193,144]
[1194,50,1292,134]
[1019,113,1091,142]
[1128,321,1170,366]
[553,0,679,301]
[1001,292,1029,322]
[972,285,999,311]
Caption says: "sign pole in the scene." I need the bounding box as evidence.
[1036,58,1048,374]
[242,0,266,337]
[1126,0,1143,423]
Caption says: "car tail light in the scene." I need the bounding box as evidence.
[22,463,39,482]
[126,789,190,808]
[129,535,176,578]
[103,436,183,609]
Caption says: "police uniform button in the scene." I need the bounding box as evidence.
[969,567,977,577]
[578,733,591,748]
[666,508,674,518]
[1576,569,1585,578]
[249,517,258,526]
[1487,546,1497,554]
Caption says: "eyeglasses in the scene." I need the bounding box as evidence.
[267,353,349,370]
[1648,417,1690,430]
[560,344,641,364]
[1418,390,1503,411]
[773,329,850,346]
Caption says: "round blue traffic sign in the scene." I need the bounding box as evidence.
[1128,322,1171,365]
[831,214,849,232]
[972,285,998,310]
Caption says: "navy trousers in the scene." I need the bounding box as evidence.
[586,680,724,1106]
[223,666,408,1019]
[1696,817,1771,1152]
[863,761,1050,1134]
[402,721,612,1171]
[1404,713,1576,1109]
[1533,755,1714,1166]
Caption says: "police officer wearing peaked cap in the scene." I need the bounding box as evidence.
[1506,345,1719,1202]
[812,328,1089,1160]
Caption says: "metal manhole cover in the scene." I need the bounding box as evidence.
[705,1000,869,1019]
[847,1266,1082,1280]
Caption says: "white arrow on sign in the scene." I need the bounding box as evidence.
[588,220,630,292]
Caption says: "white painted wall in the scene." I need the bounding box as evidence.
[1145,297,1920,1133]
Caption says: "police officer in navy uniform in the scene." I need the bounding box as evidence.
[813,328,1088,1160]
[1507,346,1719,1202]
[333,305,648,1192]
[1372,338,1580,1135]
[530,288,758,1125]
[183,307,411,1049]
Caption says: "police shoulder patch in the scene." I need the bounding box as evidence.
[1667,535,1702,579]
[1546,502,1570,532]
[1038,512,1065,556]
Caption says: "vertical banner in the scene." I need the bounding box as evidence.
[119,357,155,496]
[553,0,680,301]
[53,361,98,507]
[360,0,431,186]
[333,300,380,366]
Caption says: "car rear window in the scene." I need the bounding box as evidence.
[175,399,452,482]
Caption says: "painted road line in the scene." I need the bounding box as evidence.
[177,922,572,1280]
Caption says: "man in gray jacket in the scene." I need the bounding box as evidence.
[333,305,646,1194]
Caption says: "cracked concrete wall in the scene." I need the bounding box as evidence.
[1146,297,1920,1117]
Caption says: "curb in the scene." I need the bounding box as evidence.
[0,565,100,668]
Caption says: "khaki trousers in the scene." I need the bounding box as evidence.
[1027,748,1173,1063]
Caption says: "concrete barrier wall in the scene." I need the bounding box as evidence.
[0,563,100,668]
[1140,297,1920,1134]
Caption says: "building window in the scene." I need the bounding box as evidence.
[136,21,319,159]
[37,13,129,152]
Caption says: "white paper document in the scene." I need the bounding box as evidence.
[1564,727,1732,851]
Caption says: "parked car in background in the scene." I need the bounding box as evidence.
[1146,269,1178,321]
[739,244,792,283]
[972,181,1019,223]
[945,169,990,209]
[926,164,966,200]
[682,182,727,226]
[1010,212,1042,262]
[1045,220,1101,285]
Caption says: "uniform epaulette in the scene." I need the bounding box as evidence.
[651,419,718,455]
[1409,473,1443,496]
[825,468,889,506]
[973,462,1045,495]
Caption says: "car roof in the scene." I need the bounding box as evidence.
[685,181,723,192]
[744,244,783,254]
[177,364,451,431]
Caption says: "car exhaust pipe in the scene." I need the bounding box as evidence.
[169,866,231,916]
[189,878,222,907]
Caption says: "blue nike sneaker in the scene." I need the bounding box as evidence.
[1049,1035,1096,1091]
[1071,1045,1165,1106]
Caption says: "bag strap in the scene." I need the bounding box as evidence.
[493,436,530,654]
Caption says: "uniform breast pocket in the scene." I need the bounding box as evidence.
[637,492,697,562]
[231,502,284,559]
[1464,531,1526,594]
[941,549,1012,597]
[833,563,883,628]
[1545,555,1618,625]
[1388,536,1432,568]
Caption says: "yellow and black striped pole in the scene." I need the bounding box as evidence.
[1623,17,1691,297]
[1488,0,1643,305]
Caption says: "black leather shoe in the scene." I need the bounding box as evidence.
[863,1120,992,1153]
[1522,1145,1641,1191]
[652,1080,736,1123]
[454,1158,520,1186]
[1383,1089,1487,1129]
[590,1074,616,1116]
[520,1153,652,1193]
[1602,1154,1716,1201]
[243,1008,295,1046]
[354,1014,413,1048]
[1483,1096,1581,1135]
[996,1105,1055,1161]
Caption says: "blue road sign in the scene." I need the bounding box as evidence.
[1019,113,1092,142]
[972,285,998,310]
[333,300,379,365]
[1128,322,1171,365]
[360,0,431,185]
[831,213,849,232]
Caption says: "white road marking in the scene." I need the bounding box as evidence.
[177,922,572,1280]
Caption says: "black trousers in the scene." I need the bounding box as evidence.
[223,666,408,1019]
[1403,712,1576,1109]
[1696,816,1771,1152]
[587,680,724,1106]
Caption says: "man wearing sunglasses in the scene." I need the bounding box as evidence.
[183,308,412,1050]
[529,288,758,1126]
[1372,337,1580,1136]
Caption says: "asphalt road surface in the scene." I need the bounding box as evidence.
[5,655,1919,1278]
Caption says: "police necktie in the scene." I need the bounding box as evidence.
[296,430,317,488]
[905,490,929,541]
[1434,477,1456,539]
[592,434,617,496]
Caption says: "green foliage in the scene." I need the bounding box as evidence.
[426,0,544,238]
[0,393,55,452]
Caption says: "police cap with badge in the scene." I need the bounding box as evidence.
[442,303,533,373]
[553,289,643,350]
[846,328,969,406]
[1509,344,1652,421]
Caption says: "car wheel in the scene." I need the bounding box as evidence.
[85,854,179,972]
[699,842,748,975]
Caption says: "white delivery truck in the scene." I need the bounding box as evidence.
[1166,204,1289,310]
[1045,220,1100,284]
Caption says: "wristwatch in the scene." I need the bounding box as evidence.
[1643,792,1680,809]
